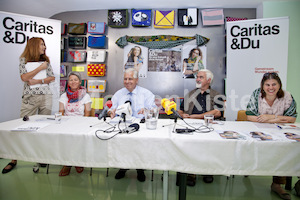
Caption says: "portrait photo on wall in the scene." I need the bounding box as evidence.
[148,48,181,72]
[181,41,207,79]
[123,43,148,78]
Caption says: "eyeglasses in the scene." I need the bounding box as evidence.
[263,72,278,77]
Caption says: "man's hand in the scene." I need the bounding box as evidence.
[109,109,116,119]
[138,108,145,115]
[182,113,190,118]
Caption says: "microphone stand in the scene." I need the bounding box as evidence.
[90,116,107,128]
[90,121,104,128]
[162,115,185,132]
[172,117,178,133]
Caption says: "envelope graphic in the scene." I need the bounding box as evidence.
[154,10,175,28]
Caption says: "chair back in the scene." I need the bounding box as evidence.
[237,110,247,121]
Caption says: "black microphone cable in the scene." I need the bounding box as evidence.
[180,119,214,133]
[95,122,120,140]
[95,120,135,140]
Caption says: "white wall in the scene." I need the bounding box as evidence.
[0,11,61,122]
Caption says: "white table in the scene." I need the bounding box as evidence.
[0,115,300,200]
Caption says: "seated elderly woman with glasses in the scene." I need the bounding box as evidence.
[246,72,297,200]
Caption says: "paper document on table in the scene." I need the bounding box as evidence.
[216,130,247,140]
[284,132,300,142]
[253,123,277,129]
[25,62,48,88]
[11,123,50,132]
[248,131,273,141]
[276,123,300,129]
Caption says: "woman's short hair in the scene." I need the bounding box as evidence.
[199,69,214,84]
[260,72,284,98]
[125,68,138,78]
[68,71,81,82]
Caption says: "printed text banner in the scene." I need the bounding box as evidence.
[225,17,289,121]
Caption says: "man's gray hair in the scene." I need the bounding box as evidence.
[125,68,138,78]
[199,69,213,84]
[68,71,81,82]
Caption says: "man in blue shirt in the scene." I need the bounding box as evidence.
[110,68,156,119]
[109,68,156,182]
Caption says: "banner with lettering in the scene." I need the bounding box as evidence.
[0,11,61,122]
[225,17,289,120]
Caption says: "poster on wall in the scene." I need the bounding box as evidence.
[225,17,289,121]
[148,48,181,72]
[123,43,148,78]
[181,40,207,79]
[0,11,61,122]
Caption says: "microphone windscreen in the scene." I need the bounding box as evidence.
[105,100,113,108]
[129,123,140,131]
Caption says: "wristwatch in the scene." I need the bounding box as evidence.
[42,79,45,84]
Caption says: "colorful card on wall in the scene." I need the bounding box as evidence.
[154,10,175,28]
[61,24,67,35]
[61,38,67,49]
[67,50,86,62]
[87,80,106,93]
[87,64,106,76]
[81,79,87,88]
[60,65,67,77]
[87,22,106,34]
[68,36,86,49]
[67,23,86,35]
[201,9,224,26]
[87,50,106,62]
[61,50,67,62]
[72,66,85,72]
[108,9,129,28]
[132,9,152,27]
[91,98,104,110]
[226,17,248,22]
[60,80,67,95]
[88,36,106,48]
[178,8,198,26]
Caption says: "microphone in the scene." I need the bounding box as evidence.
[98,100,113,121]
[115,101,132,122]
[161,98,183,120]
[122,123,140,134]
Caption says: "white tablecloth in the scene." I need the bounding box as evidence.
[0,115,299,176]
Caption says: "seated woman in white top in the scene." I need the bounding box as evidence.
[58,71,92,176]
